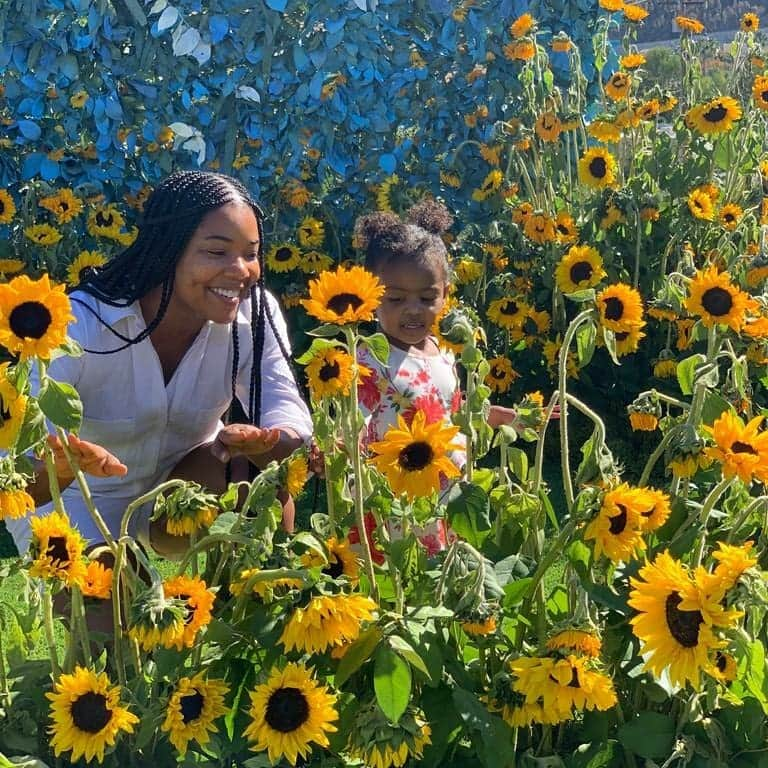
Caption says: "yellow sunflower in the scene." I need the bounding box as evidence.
[244,663,338,766]
[709,651,738,682]
[752,75,768,111]
[368,410,462,500]
[546,629,602,657]
[604,71,631,101]
[87,205,126,239]
[620,53,646,69]
[629,411,658,432]
[613,325,645,357]
[719,203,742,231]
[637,487,672,532]
[653,358,677,378]
[596,283,644,333]
[66,250,107,288]
[0,190,17,224]
[554,211,579,244]
[29,511,87,587]
[676,15,704,33]
[636,99,660,120]
[47,666,139,764]
[161,673,230,755]
[711,541,757,590]
[534,111,561,142]
[376,175,399,211]
[523,212,556,244]
[283,179,312,208]
[555,245,606,294]
[472,169,503,201]
[628,552,739,688]
[305,346,358,400]
[703,411,768,484]
[687,188,715,220]
[685,265,749,332]
[510,12,535,37]
[302,265,384,325]
[487,296,531,329]
[0,273,74,360]
[70,90,89,108]
[462,615,498,636]
[285,453,309,497]
[301,536,360,582]
[578,147,617,189]
[266,243,302,273]
[162,575,215,650]
[0,486,34,521]
[623,3,648,21]
[486,357,518,394]
[297,216,325,248]
[39,188,84,224]
[686,97,742,136]
[0,373,26,449]
[0,259,24,277]
[299,250,333,273]
[587,120,622,143]
[503,40,536,61]
[24,223,63,246]
[742,12,760,32]
[80,560,113,600]
[584,484,647,562]
[599,0,624,10]
[533,655,617,715]
[454,259,484,284]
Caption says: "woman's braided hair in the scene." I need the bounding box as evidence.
[75,170,292,427]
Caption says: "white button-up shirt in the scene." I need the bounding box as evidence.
[7,289,312,551]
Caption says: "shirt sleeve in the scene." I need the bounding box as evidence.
[235,291,313,441]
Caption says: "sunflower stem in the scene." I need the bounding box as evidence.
[41,585,61,680]
[111,542,127,688]
[694,476,735,567]
[119,479,188,540]
[43,449,65,518]
[70,585,92,669]
[638,425,687,487]
[727,496,768,543]
[532,392,560,493]
[436,539,459,604]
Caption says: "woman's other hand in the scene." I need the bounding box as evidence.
[47,434,128,479]
[210,424,281,463]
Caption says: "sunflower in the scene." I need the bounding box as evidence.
[462,616,498,636]
[685,265,749,332]
[752,75,768,111]
[47,666,139,764]
[620,53,646,69]
[687,188,715,220]
[472,169,503,201]
[305,346,358,400]
[511,201,534,224]
[39,188,84,224]
[555,245,606,294]
[628,552,739,688]
[584,484,647,562]
[637,487,672,532]
[554,211,579,244]
[0,190,16,224]
[596,283,644,333]
[523,212,556,244]
[709,651,738,682]
[487,296,531,329]
[604,72,631,101]
[0,374,26,449]
[578,148,617,189]
[299,250,333,273]
[629,411,657,432]
[368,410,462,500]
[614,107,641,129]
[653,357,677,378]
[266,243,302,273]
[244,663,338,766]
[599,0,624,9]
[66,250,107,288]
[313,536,360,582]
[711,541,757,589]
[551,36,572,53]
[0,259,24,277]
[70,90,89,108]
[668,447,711,479]
[283,179,312,208]
[703,411,768,484]
[0,486,34,521]
[87,205,126,239]
[302,265,384,325]
[640,206,660,221]
[675,318,695,350]
[534,111,561,142]
[162,575,215,650]
[29,511,87,587]
[719,203,742,231]
[161,673,230,755]
[676,15,704,33]
[503,40,536,61]
[636,99,660,120]
[546,629,602,658]
[742,12,760,32]
[486,357,518,394]
[0,273,74,360]
[80,560,113,600]
[454,259,484,284]
[510,12,535,37]
[587,120,622,143]
[297,217,325,248]
[285,453,309,498]
[24,223,63,246]
[614,325,645,357]
[686,97,742,136]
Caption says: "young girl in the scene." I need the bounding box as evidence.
[350,200,516,557]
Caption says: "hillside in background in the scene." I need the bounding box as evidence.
[636,0,768,41]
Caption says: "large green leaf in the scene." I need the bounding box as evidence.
[447,482,492,547]
[373,646,411,723]
[335,626,383,686]
[37,378,83,431]
[618,712,675,759]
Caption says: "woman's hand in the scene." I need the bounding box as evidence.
[210,424,281,463]
[47,434,128,479]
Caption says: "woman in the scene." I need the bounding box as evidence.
[7,170,312,555]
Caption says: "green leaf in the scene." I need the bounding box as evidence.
[701,390,734,426]
[503,576,533,607]
[14,399,46,455]
[601,326,620,366]
[576,320,597,368]
[37,378,83,431]
[447,482,492,547]
[208,511,238,535]
[361,332,390,367]
[677,353,705,396]
[389,634,431,679]
[335,626,383,686]
[373,646,411,723]
[294,338,340,364]
[571,740,620,768]
[306,323,343,338]
[507,447,528,482]
[618,712,675,759]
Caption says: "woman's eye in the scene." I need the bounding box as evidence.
[207,250,226,257]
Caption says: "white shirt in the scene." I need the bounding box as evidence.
[7,289,312,551]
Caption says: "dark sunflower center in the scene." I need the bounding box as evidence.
[615,331,629,341]
[500,300,519,315]
[612,76,626,89]
[603,296,624,321]
[608,504,628,534]
[761,90,768,103]
[265,687,310,733]
[492,366,505,379]
[71,692,112,733]
[732,440,757,454]
[327,293,363,314]
[568,667,581,688]
[46,535,70,564]
[665,591,703,648]
[701,286,733,316]
[180,690,204,724]
[398,441,434,471]
[715,651,728,672]
[703,103,727,123]
[589,157,607,178]
[570,261,593,284]
[9,301,52,339]
[319,360,340,382]
[323,555,345,580]
[275,247,293,262]
[640,504,655,518]
[59,201,70,212]
[0,201,5,214]
[557,223,571,235]
[95,211,114,227]
[0,398,10,422]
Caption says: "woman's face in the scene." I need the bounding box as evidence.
[170,202,261,327]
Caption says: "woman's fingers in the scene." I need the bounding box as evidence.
[217,425,281,454]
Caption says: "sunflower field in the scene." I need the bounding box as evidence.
[3,1,768,767]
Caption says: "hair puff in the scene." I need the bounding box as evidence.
[353,211,405,251]
[405,199,453,235]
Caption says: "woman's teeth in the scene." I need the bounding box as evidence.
[210,287,240,299]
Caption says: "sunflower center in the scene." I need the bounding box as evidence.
[319,360,340,382]
[615,331,629,341]
[608,504,628,534]
[9,301,52,340]
[724,212,735,222]
[491,366,504,379]
[603,296,624,321]
[180,690,204,724]
[665,592,703,648]
[762,90,768,103]
[703,103,727,123]
[731,440,757,454]
[71,692,112,733]
[398,441,434,471]
[275,247,293,262]
[0,201,5,214]
[500,300,519,315]
[60,201,70,212]
[46,535,70,564]
[570,261,593,284]
[589,157,607,178]
[323,555,345,580]
[715,651,728,672]
[79,266,98,283]
[95,211,114,227]
[265,687,310,733]
[701,287,733,316]
[327,293,363,315]
[568,667,581,688]
[0,398,10,422]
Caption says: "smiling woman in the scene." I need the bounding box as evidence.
[6,171,312,556]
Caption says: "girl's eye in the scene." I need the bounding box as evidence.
[207,250,226,257]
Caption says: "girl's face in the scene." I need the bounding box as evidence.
[376,260,448,351]
[169,202,261,328]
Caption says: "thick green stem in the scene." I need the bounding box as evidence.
[532,392,560,493]
[70,587,92,668]
[119,479,188,540]
[727,496,768,543]
[111,543,127,687]
[638,425,686,488]
[41,587,61,680]
[694,476,735,567]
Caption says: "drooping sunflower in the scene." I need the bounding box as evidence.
[653,357,677,378]
[161,673,230,755]
[636,487,672,532]
[0,259,24,277]
[534,111,561,142]
[719,203,743,231]
[280,593,377,654]
[555,245,606,294]
[622,3,648,21]
[703,411,768,484]
[266,243,302,273]
[636,99,660,120]
[546,629,602,658]
[711,541,757,590]
[742,12,760,32]
[503,40,536,61]
[299,250,333,273]
[486,357,518,394]
[620,52,646,69]
[584,484,647,562]
[613,325,645,357]
[39,188,84,224]
[685,265,749,332]
[244,663,338,766]
[368,410,462,500]
[578,147,617,189]
[487,296,531,329]
[162,575,215,650]
[229,567,304,600]
[302,265,384,325]
[629,410,658,432]
[283,179,312,208]
[686,97,742,136]
[29,511,87,587]
[24,223,63,246]
[0,486,34,521]
[604,71,631,101]
[297,216,325,248]
[305,346,358,400]
[523,212,556,244]
[676,15,704,33]
[628,552,738,688]
[510,12,535,37]
[462,615,498,636]
[596,283,644,333]
[599,0,624,10]
[80,560,113,600]
[588,120,622,143]
[0,273,74,360]
[47,666,139,764]
[66,250,107,288]
[0,374,26,450]
[668,446,712,479]
[553,211,579,244]
[0,190,17,224]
